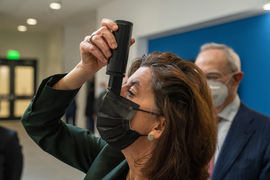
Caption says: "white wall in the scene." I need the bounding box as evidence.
[47,28,63,76]
[62,26,86,128]
[62,14,97,129]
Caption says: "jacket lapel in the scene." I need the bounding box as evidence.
[102,160,129,180]
[84,144,126,180]
[211,103,256,180]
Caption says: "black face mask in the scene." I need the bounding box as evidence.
[96,90,159,150]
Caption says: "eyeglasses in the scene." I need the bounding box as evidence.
[206,71,236,83]
[205,72,227,82]
[132,107,161,116]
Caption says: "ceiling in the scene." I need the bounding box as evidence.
[0,0,114,33]
[1,1,269,34]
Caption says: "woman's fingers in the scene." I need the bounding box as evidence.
[99,26,118,49]
[101,18,135,47]
[88,42,108,64]
[81,18,135,66]
[81,36,108,64]
[86,25,117,59]
[130,38,135,46]
[101,18,118,31]
[90,33,112,59]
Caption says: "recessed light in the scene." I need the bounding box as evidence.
[50,3,61,10]
[18,25,27,32]
[263,3,270,10]
[27,18,37,25]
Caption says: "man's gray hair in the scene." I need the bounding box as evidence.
[200,43,241,73]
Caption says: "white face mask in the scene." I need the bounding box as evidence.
[207,75,233,107]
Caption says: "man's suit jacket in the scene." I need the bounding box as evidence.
[0,126,23,180]
[211,103,270,180]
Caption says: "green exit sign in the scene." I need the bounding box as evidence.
[7,50,20,60]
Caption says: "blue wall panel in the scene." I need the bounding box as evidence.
[148,13,270,116]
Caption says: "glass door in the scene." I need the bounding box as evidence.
[0,59,37,120]
[0,62,11,118]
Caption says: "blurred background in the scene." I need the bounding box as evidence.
[0,0,270,179]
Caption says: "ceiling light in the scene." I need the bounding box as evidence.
[50,3,61,10]
[17,25,27,32]
[263,3,270,10]
[27,18,37,25]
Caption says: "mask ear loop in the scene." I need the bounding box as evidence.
[224,73,235,85]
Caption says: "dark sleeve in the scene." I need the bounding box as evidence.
[21,74,107,173]
[4,131,23,180]
[85,91,95,116]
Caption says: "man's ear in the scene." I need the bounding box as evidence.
[232,71,244,88]
[149,116,166,140]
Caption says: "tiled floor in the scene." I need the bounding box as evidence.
[0,120,86,180]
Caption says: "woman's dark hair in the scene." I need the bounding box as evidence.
[128,52,217,180]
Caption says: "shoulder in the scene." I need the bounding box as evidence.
[0,126,17,139]
[0,127,18,150]
[241,103,270,119]
[238,102,270,129]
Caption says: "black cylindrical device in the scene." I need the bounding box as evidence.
[106,20,133,96]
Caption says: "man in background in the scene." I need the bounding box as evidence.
[94,82,107,116]
[0,126,23,180]
[88,82,107,136]
[195,43,270,180]
[85,77,95,134]
[65,99,77,126]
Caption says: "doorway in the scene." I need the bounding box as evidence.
[0,59,37,120]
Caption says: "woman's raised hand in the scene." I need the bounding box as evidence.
[80,18,135,73]
[53,18,135,90]
[80,18,118,73]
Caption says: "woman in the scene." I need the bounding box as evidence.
[21,18,217,180]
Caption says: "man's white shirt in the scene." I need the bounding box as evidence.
[215,95,241,163]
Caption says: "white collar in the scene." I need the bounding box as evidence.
[218,95,240,122]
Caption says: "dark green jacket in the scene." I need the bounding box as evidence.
[21,74,129,180]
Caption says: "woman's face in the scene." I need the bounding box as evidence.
[121,67,157,135]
